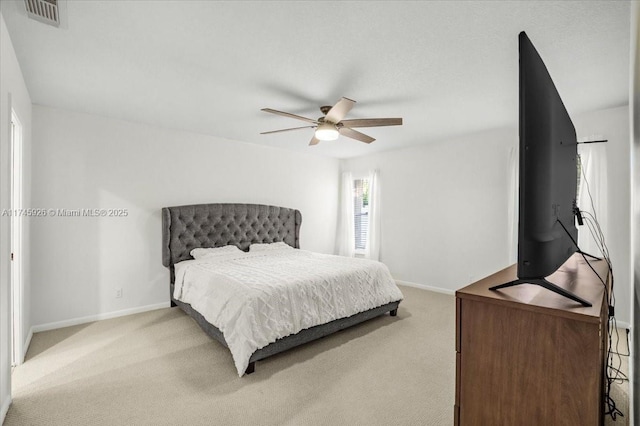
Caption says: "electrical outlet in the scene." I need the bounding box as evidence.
[116,288,123,298]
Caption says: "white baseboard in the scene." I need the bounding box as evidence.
[615,320,631,330]
[1,395,11,425]
[24,327,33,358]
[32,302,171,333]
[394,279,455,296]
[15,327,34,365]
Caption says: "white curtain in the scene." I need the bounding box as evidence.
[577,143,608,257]
[507,146,519,264]
[365,170,381,261]
[336,172,355,257]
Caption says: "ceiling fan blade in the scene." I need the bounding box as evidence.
[325,97,356,123]
[261,108,318,124]
[261,125,316,135]
[340,118,403,128]
[339,127,375,144]
[309,135,320,146]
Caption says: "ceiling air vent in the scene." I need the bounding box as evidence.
[24,0,60,27]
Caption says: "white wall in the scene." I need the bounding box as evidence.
[342,126,517,293]
[630,3,639,419]
[0,11,32,423]
[342,105,631,324]
[30,105,340,327]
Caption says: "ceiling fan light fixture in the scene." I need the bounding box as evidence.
[261,97,402,146]
[315,123,339,141]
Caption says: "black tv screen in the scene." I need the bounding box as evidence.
[490,32,590,306]
[517,31,578,280]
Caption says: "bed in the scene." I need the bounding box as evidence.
[162,203,402,376]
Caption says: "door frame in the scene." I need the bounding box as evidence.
[10,109,23,366]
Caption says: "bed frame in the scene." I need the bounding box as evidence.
[162,203,400,375]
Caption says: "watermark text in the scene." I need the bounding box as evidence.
[1,208,129,217]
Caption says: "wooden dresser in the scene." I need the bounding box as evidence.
[455,253,609,426]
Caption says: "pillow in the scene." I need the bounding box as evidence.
[190,245,242,259]
[249,242,293,252]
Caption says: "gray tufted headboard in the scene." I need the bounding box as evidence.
[162,203,302,278]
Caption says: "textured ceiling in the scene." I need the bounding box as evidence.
[0,1,631,158]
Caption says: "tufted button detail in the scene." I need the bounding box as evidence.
[167,204,301,265]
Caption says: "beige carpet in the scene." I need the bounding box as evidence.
[5,285,629,425]
[6,286,456,426]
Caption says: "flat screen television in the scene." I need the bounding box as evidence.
[490,31,591,307]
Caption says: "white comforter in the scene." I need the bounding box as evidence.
[174,248,404,376]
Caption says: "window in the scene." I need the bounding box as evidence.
[337,170,379,260]
[353,178,369,251]
[576,144,608,257]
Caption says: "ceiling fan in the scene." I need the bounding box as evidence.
[260,97,403,146]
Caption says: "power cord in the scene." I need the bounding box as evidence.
[573,156,624,420]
